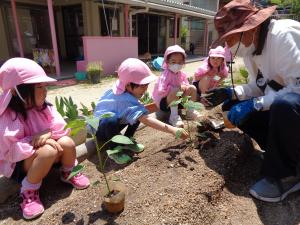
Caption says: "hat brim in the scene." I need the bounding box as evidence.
[209,54,225,58]
[23,76,57,84]
[213,5,276,46]
[139,73,157,85]
[112,73,157,95]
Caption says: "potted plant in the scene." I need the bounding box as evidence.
[140,91,158,113]
[55,96,87,146]
[86,61,103,84]
[66,113,139,213]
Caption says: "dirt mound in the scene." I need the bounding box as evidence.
[1,110,300,225]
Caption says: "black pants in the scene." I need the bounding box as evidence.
[223,93,300,179]
[96,114,140,147]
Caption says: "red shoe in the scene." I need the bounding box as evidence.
[60,171,90,190]
[20,190,44,220]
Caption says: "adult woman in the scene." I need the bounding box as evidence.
[205,0,300,202]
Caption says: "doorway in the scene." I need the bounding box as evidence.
[136,14,166,56]
[62,4,83,61]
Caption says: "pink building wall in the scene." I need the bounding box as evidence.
[82,36,138,75]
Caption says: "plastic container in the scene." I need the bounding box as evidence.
[75,71,87,81]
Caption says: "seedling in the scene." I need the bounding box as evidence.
[79,102,96,116]
[170,91,202,144]
[55,96,78,121]
[65,113,138,195]
[140,91,153,105]
[55,96,96,119]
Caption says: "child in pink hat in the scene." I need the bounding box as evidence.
[94,58,188,160]
[193,46,229,101]
[0,58,90,220]
[152,45,201,128]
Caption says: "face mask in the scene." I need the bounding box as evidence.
[168,64,183,73]
[229,32,256,58]
[230,42,255,57]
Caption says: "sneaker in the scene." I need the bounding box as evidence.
[186,109,202,121]
[60,171,90,190]
[169,115,184,128]
[249,176,300,202]
[20,190,44,220]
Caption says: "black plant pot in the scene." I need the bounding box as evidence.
[88,72,101,84]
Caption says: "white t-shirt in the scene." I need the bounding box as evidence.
[234,19,300,110]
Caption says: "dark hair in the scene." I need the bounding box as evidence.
[253,17,271,55]
[129,82,140,89]
[166,52,185,62]
[8,83,51,120]
[208,57,223,72]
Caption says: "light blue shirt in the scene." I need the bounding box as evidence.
[94,89,148,125]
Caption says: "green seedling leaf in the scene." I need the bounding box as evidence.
[86,116,100,131]
[184,101,202,110]
[111,135,134,145]
[169,99,182,107]
[123,143,145,153]
[66,164,84,180]
[182,96,189,102]
[108,152,132,164]
[80,103,90,116]
[175,129,183,139]
[107,146,123,156]
[176,91,184,97]
[65,119,86,136]
[91,102,96,111]
[100,112,115,119]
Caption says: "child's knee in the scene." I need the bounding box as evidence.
[36,144,59,159]
[57,136,76,150]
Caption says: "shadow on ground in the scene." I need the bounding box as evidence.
[198,128,300,225]
[0,169,73,222]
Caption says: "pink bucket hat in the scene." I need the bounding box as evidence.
[209,46,225,58]
[162,45,186,69]
[113,58,157,95]
[0,57,56,115]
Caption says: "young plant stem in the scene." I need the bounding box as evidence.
[94,135,112,194]
[186,119,193,144]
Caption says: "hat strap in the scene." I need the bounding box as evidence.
[14,86,26,103]
[232,32,243,58]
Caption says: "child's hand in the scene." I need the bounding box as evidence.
[173,128,189,140]
[31,130,51,148]
[45,139,63,154]
[180,84,188,92]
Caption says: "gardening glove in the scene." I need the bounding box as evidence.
[204,87,233,107]
[227,99,256,126]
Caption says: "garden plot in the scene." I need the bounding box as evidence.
[1,107,300,225]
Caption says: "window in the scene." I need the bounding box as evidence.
[99,7,120,36]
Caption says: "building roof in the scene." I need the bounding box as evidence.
[106,0,216,19]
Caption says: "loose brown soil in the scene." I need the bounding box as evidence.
[1,108,300,225]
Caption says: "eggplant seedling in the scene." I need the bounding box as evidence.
[170,91,202,144]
